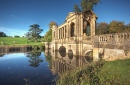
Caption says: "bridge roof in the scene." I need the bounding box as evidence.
[65,12,75,20]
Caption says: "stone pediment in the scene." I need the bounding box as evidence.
[83,10,97,18]
[66,12,75,20]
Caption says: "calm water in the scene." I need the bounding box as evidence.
[0,48,89,85]
[0,52,56,85]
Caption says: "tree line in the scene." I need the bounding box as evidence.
[96,20,130,35]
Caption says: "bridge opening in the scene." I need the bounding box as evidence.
[68,49,73,63]
[59,46,66,57]
[83,21,91,36]
[68,50,73,60]
[86,22,91,36]
[85,51,93,63]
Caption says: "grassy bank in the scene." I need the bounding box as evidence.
[57,59,130,85]
[98,59,130,85]
[0,37,44,46]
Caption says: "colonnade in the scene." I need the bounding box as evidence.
[52,59,73,74]
[58,26,67,39]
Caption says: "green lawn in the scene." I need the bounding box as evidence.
[0,37,44,46]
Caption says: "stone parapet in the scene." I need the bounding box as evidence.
[93,33,130,50]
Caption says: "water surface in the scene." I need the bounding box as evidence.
[0,52,55,85]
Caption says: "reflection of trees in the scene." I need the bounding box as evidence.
[26,50,43,67]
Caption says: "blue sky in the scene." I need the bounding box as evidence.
[0,0,130,37]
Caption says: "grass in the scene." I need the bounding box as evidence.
[98,59,130,85]
[0,37,44,46]
[56,59,130,85]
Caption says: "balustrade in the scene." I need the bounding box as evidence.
[98,33,130,43]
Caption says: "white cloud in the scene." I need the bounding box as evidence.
[0,26,27,37]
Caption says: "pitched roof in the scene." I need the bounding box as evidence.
[66,12,75,20]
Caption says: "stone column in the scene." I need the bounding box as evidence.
[59,29,60,39]
[62,28,63,39]
[61,28,63,43]
[64,26,66,39]
[67,22,70,42]
[80,15,83,37]
[59,29,60,40]
[60,28,62,39]
[61,28,63,39]
[64,27,65,38]
[66,24,68,42]
[91,17,96,36]
[63,27,64,38]
[58,29,59,39]
[60,28,61,40]
[93,48,99,61]
[80,14,83,56]
[64,27,65,43]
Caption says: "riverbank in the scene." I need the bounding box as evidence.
[56,59,130,85]
[0,37,44,46]
[0,37,45,54]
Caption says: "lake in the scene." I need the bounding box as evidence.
[0,51,56,85]
[0,49,89,85]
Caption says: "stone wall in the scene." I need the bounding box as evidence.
[98,48,130,61]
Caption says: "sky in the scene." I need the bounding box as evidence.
[0,0,130,37]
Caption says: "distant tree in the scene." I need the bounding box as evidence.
[108,20,125,33]
[81,0,100,12]
[124,23,130,32]
[96,22,108,35]
[14,35,20,37]
[26,24,43,42]
[74,4,81,14]
[0,32,6,37]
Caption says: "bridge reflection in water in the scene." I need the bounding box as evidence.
[44,47,92,76]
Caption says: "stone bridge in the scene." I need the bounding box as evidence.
[45,10,130,61]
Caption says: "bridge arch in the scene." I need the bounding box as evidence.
[68,49,73,64]
[84,50,93,63]
[68,49,73,60]
[83,21,91,36]
[59,46,66,57]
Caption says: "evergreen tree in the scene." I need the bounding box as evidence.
[26,24,43,42]
[74,4,81,14]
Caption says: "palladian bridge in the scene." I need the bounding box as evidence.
[45,10,130,62]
